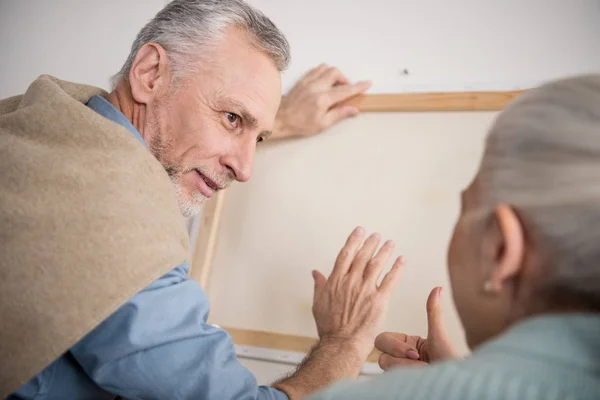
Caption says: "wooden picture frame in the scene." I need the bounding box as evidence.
[189,89,526,367]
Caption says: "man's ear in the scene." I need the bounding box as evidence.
[128,43,171,105]
[486,204,525,292]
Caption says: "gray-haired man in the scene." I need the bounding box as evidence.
[5,1,400,399]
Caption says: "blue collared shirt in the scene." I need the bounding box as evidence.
[9,95,288,400]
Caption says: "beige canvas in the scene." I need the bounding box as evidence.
[206,111,498,355]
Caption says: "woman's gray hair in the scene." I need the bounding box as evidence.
[111,0,290,88]
[479,74,600,309]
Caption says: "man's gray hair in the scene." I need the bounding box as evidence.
[111,0,290,88]
[479,74,600,310]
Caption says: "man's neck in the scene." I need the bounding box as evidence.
[106,82,146,137]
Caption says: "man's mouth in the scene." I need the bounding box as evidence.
[197,170,221,190]
[193,169,222,198]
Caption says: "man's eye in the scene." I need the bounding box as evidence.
[257,136,265,143]
[225,112,240,127]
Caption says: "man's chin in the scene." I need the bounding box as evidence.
[174,189,207,218]
[170,180,207,218]
[177,196,207,218]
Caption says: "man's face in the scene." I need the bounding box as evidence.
[145,29,282,217]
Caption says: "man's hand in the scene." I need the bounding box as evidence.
[375,287,462,370]
[312,226,403,360]
[273,227,403,399]
[272,64,371,140]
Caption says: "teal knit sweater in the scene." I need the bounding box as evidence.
[309,314,600,400]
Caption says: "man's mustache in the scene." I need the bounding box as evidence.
[190,166,233,190]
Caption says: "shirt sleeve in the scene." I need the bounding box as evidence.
[69,263,289,400]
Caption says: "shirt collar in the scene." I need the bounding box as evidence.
[86,95,146,147]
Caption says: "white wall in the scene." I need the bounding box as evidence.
[248,0,600,93]
[3,0,598,99]
[0,0,166,98]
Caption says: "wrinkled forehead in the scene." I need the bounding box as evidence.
[219,63,282,120]
[206,29,283,117]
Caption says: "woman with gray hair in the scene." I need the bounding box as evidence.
[309,74,600,400]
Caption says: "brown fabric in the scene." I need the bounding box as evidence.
[0,75,189,396]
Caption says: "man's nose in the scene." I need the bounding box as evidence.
[222,139,255,183]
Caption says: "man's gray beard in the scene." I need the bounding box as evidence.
[146,126,206,218]
[170,174,207,218]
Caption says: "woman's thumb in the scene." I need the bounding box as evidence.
[426,286,448,339]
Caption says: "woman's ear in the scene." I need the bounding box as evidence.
[128,43,171,105]
[486,204,525,293]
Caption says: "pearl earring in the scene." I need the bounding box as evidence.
[483,280,494,293]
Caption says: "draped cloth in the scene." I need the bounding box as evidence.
[0,75,189,396]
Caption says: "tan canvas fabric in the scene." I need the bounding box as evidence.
[0,75,189,396]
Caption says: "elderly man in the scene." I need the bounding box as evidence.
[1,1,402,399]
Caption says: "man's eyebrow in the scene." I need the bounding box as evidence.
[222,99,258,130]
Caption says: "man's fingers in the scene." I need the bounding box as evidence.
[378,256,404,296]
[328,81,372,105]
[378,353,428,371]
[333,74,350,86]
[347,232,381,277]
[363,240,395,285]
[322,105,359,129]
[321,81,372,128]
[316,66,349,86]
[303,63,330,83]
[330,226,365,279]
[374,332,419,359]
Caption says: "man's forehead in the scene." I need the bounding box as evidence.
[217,78,280,119]
[191,34,282,127]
